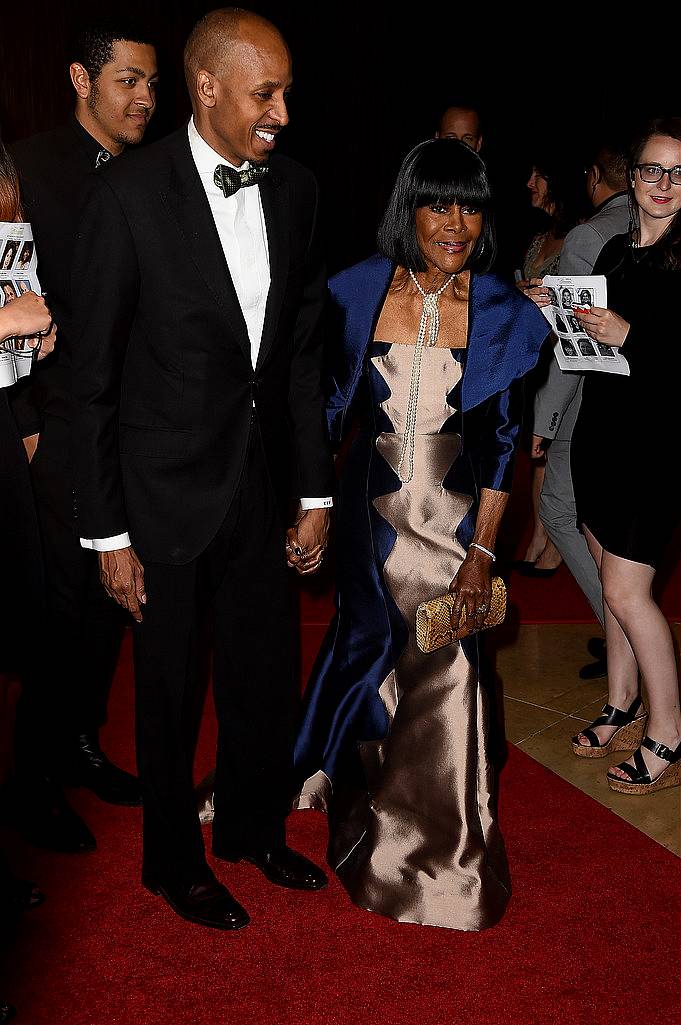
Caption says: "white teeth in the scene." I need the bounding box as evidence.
[256,130,275,143]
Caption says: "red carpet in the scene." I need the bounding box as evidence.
[2,633,679,1025]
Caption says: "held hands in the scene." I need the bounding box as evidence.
[99,547,146,623]
[575,307,630,347]
[23,433,39,462]
[449,548,493,635]
[286,507,330,576]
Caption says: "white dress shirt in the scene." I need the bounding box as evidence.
[81,118,330,553]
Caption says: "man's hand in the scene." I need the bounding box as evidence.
[99,547,146,622]
[286,507,330,576]
[530,434,547,459]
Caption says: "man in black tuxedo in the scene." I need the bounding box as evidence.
[10,19,158,853]
[71,8,333,930]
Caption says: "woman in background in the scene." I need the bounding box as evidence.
[570,118,681,793]
[516,153,585,577]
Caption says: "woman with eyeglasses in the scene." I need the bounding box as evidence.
[570,118,681,794]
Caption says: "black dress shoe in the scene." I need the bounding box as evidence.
[8,776,96,853]
[217,845,328,891]
[142,872,249,931]
[514,561,560,578]
[0,874,45,912]
[587,636,606,659]
[0,1000,16,1023]
[62,733,142,806]
[579,654,607,680]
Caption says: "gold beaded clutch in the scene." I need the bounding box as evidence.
[415,576,507,653]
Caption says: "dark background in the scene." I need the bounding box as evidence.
[0,1,674,274]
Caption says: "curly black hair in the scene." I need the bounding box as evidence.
[69,16,155,83]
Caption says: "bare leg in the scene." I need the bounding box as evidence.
[575,525,639,748]
[597,549,681,779]
[523,459,562,569]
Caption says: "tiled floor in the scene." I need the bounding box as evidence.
[492,622,681,857]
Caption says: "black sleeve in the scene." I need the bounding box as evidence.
[287,177,334,498]
[9,376,43,437]
[71,177,140,539]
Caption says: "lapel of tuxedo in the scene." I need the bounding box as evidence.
[256,170,290,371]
[161,129,251,364]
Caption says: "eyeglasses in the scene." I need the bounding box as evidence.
[634,163,681,186]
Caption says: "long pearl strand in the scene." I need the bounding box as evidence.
[396,270,456,484]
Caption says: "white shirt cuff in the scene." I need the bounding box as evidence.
[80,532,132,552]
[300,497,333,510]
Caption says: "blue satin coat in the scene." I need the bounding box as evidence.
[295,255,550,786]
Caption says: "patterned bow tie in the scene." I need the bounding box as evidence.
[96,148,112,168]
[213,163,269,199]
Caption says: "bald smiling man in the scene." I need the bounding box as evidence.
[70,8,334,930]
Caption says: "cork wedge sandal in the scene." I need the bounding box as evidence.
[571,695,648,759]
[607,736,681,794]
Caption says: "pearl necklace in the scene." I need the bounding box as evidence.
[396,270,456,484]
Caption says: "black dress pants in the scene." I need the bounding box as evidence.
[0,392,43,672]
[14,415,125,772]
[133,423,296,885]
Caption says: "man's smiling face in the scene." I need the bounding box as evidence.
[208,25,292,166]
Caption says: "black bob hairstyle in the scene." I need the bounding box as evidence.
[377,138,496,274]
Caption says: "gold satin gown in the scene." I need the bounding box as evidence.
[298,342,511,931]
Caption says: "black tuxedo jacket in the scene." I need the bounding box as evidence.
[71,125,333,565]
[10,118,102,433]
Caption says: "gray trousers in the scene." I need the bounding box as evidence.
[539,437,604,626]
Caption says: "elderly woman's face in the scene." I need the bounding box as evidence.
[414,201,482,275]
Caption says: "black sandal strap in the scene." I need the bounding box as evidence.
[608,747,651,785]
[631,747,651,783]
[579,727,601,748]
[641,736,681,764]
[580,697,644,747]
[597,697,642,728]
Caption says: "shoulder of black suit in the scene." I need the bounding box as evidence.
[10,115,102,175]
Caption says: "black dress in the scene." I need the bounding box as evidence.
[571,233,681,568]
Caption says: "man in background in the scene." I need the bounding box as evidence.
[532,142,629,678]
[10,18,158,853]
[436,103,482,151]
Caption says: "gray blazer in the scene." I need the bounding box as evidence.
[533,193,630,439]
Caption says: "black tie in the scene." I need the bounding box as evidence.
[213,163,269,199]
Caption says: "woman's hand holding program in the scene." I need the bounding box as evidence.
[519,277,552,308]
[575,306,630,347]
